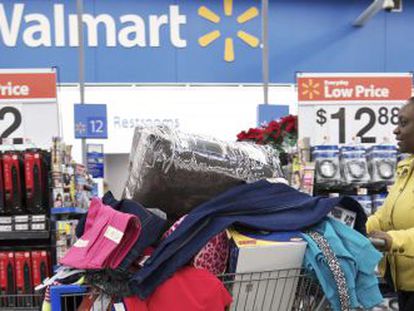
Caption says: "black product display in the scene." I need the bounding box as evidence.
[3,152,25,215]
[24,150,48,214]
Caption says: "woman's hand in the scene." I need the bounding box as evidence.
[369,231,393,252]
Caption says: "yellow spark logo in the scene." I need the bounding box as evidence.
[301,79,321,100]
[198,0,260,62]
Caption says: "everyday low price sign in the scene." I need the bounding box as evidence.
[297,73,413,145]
[0,69,59,148]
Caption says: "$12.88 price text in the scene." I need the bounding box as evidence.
[315,106,400,144]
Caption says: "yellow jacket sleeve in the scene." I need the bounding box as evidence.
[388,228,414,257]
[366,203,387,234]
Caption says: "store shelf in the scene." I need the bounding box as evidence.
[0,230,50,240]
[51,207,87,215]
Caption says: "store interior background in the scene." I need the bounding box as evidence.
[2,0,414,197]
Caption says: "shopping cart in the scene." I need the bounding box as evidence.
[0,268,329,310]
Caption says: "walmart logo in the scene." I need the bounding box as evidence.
[301,79,321,100]
[198,0,260,62]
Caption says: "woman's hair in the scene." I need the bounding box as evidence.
[408,96,414,105]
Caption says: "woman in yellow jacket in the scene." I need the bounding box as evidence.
[367,97,414,311]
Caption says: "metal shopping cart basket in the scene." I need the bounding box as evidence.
[0,268,329,311]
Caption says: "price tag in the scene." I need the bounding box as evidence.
[297,73,412,145]
[0,69,59,148]
[312,104,401,144]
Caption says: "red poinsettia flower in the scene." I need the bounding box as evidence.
[237,131,248,141]
[245,128,264,142]
[236,114,298,153]
[280,115,298,134]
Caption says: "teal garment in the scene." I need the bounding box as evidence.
[302,218,383,311]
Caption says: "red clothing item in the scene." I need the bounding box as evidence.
[123,267,232,311]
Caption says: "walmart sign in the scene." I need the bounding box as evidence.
[0,0,262,82]
[0,4,187,48]
[1,0,412,83]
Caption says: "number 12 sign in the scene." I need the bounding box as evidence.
[74,104,108,139]
[297,73,412,145]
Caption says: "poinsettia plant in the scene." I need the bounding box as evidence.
[236,115,298,154]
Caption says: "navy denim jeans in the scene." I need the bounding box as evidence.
[129,180,365,299]
[76,192,167,272]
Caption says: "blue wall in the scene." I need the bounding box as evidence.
[0,0,412,83]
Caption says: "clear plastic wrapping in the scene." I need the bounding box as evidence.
[367,145,397,184]
[340,146,370,185]
[312,146,342,188]
[123,126,283,220]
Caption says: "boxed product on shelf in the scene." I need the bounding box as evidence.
[227,229,307,311]
[0,157,4,215]
[312,145,342,188]
[340,146,370,185]
[14,251,32,307]
[31,250,50,288]
[3,152,25,215]
[367,145,398,184]
[55,219,79,262]
[0,252,15,308]
[24,149,49,214]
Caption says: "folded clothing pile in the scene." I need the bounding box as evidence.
[60,198,141,270]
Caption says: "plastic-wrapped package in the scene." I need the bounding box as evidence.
[123,126,283,220]
[367,145,397,184]
[340,146,370,185]
[312,145,342,188]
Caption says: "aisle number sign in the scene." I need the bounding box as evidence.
[74,104,108,139]
[0,69,59,148]
[297,73,412,145]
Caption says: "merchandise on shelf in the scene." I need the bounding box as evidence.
[312,144,399,189]
[367,145,398,184]
[51,137,93,210]
[24,150,49,214]
[0,252,15,308]
[55,219,79,262]
[0,147,50,217]
[340,146,370,185]
[3,151,25,215]
[312,145,341,188]
[14,251,33,307]
[0,250,50,309]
